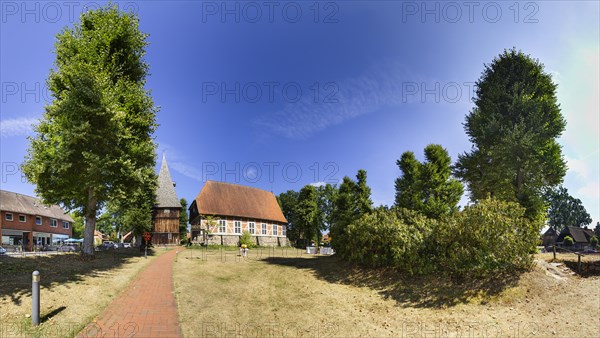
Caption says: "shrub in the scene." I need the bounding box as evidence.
[436,198,540,277]
[338,198,540,278]
[343,207,432,274]
[239,231,255,248]
[563,235,574,247]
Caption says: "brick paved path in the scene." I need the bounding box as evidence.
[79,249,183,338]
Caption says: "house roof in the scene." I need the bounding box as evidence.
[0,190,74,222]
[155,154,180,208]
[193,180,287,223]
[543,228,558,236]
[560,226,595,243]
[122,231,133,242]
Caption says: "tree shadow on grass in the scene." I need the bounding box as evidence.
[262,255,523,308]
[0,248,157,305]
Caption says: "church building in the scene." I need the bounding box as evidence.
[152,154,181,245]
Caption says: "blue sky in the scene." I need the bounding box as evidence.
[1,1,599,226]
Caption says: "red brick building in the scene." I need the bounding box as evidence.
[0,190,73,251]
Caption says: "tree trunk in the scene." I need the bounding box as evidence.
[516,166,524,201]
[82,188,98,257]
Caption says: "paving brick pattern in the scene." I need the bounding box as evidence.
[78,249,183,338]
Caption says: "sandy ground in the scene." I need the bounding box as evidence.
[173,248,599,338]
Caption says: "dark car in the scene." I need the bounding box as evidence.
[102,241,118,249]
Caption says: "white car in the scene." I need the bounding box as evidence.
[0,246,6,255]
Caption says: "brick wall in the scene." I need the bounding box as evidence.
[1,210,72,248]
[1,211,71,235]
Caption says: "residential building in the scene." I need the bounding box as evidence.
[541,228,559,248]
[0,190,73,251]
[556,226,596,251]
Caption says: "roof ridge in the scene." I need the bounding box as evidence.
[205,180,273,193]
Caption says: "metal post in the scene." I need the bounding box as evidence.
[32,271,40,326]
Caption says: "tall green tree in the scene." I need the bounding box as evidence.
[179,198,189,240]
[277,190,300,244]
[331,176,357,233]
[22,6,158,256]
[545,186,591,231]
[594,222,600,238]
[316,183,338,233]
[330,170,373,254]
[454,49,566,220]
[355,170,373,215]
[296,185,321,246]
[119,185,155,240]
[395,144,463,219]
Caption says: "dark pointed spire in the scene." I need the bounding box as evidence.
[156,154,180,208]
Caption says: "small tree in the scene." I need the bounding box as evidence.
[563,236,574,247]
[179,198,189,241]
[203,215,217,241]
[590,236,598,248]
[239,231,255,248]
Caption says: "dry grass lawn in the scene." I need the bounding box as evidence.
[174,247,599,338]
[0,248,167,338]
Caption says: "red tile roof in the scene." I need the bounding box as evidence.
[194,181,287,223]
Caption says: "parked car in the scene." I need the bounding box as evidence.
[122,242,131,248]
[58,244,79,252]
[102,241,118,249]
[0,246,6,255]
